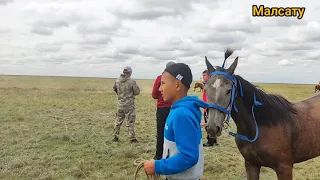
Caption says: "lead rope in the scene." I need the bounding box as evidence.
[133,158,161,180]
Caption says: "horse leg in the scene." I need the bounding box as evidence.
[245,161,260,180]
[274,163,293,180]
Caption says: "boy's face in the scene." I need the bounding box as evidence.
[202,72,209,81]
[159,72,180,102]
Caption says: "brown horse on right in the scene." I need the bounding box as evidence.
[315,84,320,93]
[204,54,320,180]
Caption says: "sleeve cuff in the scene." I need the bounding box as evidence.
[154,160,164,174]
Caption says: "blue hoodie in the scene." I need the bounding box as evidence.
[154,95,209,180]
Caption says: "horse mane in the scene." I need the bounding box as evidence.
[235,75,298,126]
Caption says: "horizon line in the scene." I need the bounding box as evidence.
[0,73,316,85]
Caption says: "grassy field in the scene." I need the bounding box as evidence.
[0,75,319,180]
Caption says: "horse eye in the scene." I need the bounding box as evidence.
[226,89,231,94]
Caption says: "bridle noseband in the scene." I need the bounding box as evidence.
[206,70,263,143]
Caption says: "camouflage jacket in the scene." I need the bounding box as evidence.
[113,74,140,110]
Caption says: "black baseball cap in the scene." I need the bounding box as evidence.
[163,63,193,89]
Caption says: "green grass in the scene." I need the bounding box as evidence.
[0,75,319,180]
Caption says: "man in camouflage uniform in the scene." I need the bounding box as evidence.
[112,66,140,143]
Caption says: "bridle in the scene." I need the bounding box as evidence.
[205,65,263,143]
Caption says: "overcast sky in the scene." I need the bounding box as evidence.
[0,0,319,84]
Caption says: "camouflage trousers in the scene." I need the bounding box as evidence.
[113,107,137,140]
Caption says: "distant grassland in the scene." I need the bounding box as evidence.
[0,75,319,180]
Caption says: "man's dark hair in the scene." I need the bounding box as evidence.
[203,70,208,74]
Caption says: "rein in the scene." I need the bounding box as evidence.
[133,158,160,180]
[207,68,263,143]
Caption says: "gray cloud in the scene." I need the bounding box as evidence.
[79,35,112,45]
[96,52,130,61]
[278,59,294,66]
[292,51,307,57]
[123,37,209,61]
[118,46,141,55]
[34,20,69,29]
[302,51,320,60]
[141,48,203,61]
[112,7,179,20]
[25,4,90,36]
[30,19,69,36]
[80,56,120,64]
[138,0,214,14]
[313,6,320,11]
[259,50,282,57]
[0,0,13,5]
[296,28,320,42]
[143,51,176,60]
[274,44,316,51]
[166,36,183,46]
[0,58,12,64]
[1,0,320,84]
[206,50,224,60]
[41,54,74,64]
[276,37,301,44]
[157,38,194,52]
[110,0,215,20]
[77,22,119,35]
[303,60,313,67]
[262,18,308,27]
[35,43,63,52]
[276,21,320,43]
[0,27,10,34]
[193,31,246,45]
[31,26,53,36]
[211,15,261,34]
[15,52,77,64]
[77,44,107,51]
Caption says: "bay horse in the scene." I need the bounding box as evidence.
[315,84,320,93]
[204,54,320,180]
[194,82,204,92]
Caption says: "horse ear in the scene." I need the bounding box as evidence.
[226,56,238,75]
[205,56,215,74]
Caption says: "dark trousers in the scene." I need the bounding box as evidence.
[204,110,217,145]
[155,107,171,160]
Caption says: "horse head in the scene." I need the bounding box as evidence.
[204,49,238,138]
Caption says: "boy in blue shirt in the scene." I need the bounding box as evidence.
[144,63,208,180]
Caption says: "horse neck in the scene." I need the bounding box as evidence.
[230,95,257,140]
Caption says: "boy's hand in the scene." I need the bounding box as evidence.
[201,121,207,127]
[144,160,155,175]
